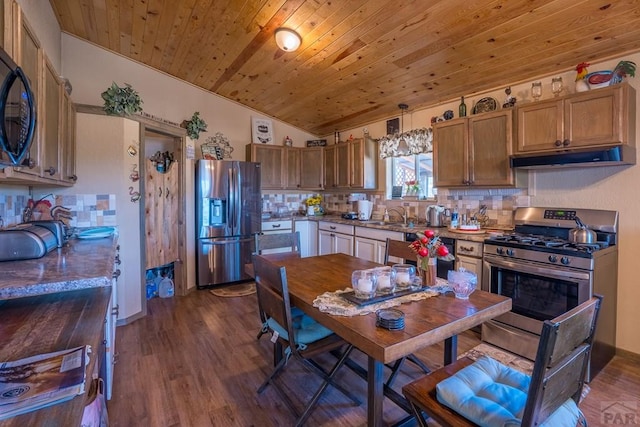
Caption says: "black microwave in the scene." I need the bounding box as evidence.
[0,46,36,166]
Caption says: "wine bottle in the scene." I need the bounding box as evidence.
[459,96,467,118]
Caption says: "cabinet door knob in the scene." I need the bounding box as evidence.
[158,187,163,197]
[68,174,78,181]
[562,139,570,146]
[554,140,563,147]
[46,166,56,176]
[112,269,121,279]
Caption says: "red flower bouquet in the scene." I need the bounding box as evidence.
[409,229,455,285]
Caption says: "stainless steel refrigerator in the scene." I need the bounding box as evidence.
[196,160,261,288]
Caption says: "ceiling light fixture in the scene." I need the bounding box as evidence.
[275,28,302,52]
[397,103,409,155]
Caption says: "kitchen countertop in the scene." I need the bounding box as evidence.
[266,214,504,242]
[0,235,118,299]
[0,236,118,426]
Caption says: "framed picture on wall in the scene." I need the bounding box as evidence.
[387,118,399,135]
[251,117,274,144]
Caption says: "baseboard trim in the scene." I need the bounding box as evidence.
[616,347,640,363]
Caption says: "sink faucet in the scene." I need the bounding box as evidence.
[386,207,407,225]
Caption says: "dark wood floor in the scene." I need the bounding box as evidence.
[108,288,640,426]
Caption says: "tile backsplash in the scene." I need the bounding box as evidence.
[0,192,116,228]
[263,188,531,228]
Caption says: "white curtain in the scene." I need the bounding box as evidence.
[378,127,433,158]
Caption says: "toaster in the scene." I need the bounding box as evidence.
[27,220,69,248]
[0,224,58,261]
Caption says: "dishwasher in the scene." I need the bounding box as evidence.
[404,232,455,279]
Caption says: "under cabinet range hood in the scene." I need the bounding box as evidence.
[510,145,636,169]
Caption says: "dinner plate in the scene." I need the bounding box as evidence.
[77,227,116,240]
[447,227,486,235]
[472,97,498,114]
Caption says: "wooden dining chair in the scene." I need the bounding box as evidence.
[254,231,301,341]
[254,231,301,255]
[383,238,432,385]
[402,295,602,427]
[252,254,360,426]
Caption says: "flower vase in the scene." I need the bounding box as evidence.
[418,256,437,286]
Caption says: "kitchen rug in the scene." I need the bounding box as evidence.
[209,283,255,298]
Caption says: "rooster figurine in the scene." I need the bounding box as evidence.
[575,62,590,92]
[585,60,637,89]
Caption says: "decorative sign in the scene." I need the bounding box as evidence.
[387,118,399,135]
[306,139,327,147]
[186,144,195,160]
[201,132,233,160]
[251,117,274,144]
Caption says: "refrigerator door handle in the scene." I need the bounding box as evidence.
[228,167,236,231]
[234,163,242,235]
[200,237,253,246]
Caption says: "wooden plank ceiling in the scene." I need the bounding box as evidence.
[49,0,640,136]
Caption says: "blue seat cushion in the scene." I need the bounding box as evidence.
[266,310,333,347]
[436,356,581,427]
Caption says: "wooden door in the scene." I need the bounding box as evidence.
[249,144,284,189]
[469,110,514,186]
[284,146,300,189]
[323,145,336,189]
[516,99,563,153]
[335,143,350,187]
[145,160,179,269]
[564,85,627,149]
[299,146,324,189]
[433,119,467,187]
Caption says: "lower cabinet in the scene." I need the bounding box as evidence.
[354,227,404,264]
[260,219,293,254]
[295,219,318,257]
[103,251,121,400]
[455,239,483,289]
[318,221,354,255]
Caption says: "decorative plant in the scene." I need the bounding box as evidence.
[305,194,322,207]
[101,82,143,116]
[409,229,455,263]
[183,112,208,140]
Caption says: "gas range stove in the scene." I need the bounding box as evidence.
[483,207,619,270]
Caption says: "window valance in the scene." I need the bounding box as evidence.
[378,127,433,159]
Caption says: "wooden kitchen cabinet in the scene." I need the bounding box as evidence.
[354,227,404,264]
[145,160,179,269]
[41,56,62,180]
[299,146,324,189]
[434,109,516,187]
[1,3,75,186]
[516,83,635,154]
[324,138,377,189]
[284,146,324,190]
[246,143,285,189]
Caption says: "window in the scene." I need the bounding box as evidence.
[389,153,435,199]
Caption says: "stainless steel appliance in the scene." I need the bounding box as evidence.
[0,224,57,261]
[26,220,69,248]
[196,160,261,288]
[482,207,618,380]
[0,46,37,166]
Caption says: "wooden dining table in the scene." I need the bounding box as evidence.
[255,252,512,427]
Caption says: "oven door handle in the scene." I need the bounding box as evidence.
[484,256,592,282]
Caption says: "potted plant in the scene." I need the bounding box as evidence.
[101,82,143,116]
[183,112,208,140]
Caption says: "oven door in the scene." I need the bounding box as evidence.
[483,253,592,334]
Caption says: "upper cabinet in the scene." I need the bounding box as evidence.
[324,138,377,189]
[434,109,517,187]
[515,83,636,154]
[1,2,75,186]
[246,144,324,190]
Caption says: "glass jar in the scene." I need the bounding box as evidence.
[391,264,416,291]
[531,81,542,101]
[375,267,396,295]
[351,270,378,299]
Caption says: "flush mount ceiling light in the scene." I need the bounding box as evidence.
[275,28,302,52]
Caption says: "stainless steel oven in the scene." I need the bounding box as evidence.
[481,207,618,381]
